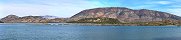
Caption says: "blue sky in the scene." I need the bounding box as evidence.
[0,0,181,18]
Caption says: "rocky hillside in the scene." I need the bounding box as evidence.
[0,15,66,23]
[70,7,181,22]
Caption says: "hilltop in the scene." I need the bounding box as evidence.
[0,15,66,23]
[70,7,181,22]
[0,7,181,26]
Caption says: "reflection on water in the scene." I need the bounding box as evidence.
[0,23,181,40]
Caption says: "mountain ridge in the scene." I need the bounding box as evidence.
[0,15,66,23]
[70,7,181,22]
[1,7,181,23]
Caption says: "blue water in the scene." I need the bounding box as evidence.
[0,23,181,40]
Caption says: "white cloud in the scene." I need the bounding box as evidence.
[1,4,50,17]
[146,1,173,5]
[167,8,181,16]
[156,1,172,4]
[0,0,103,18]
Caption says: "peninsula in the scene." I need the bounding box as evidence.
[1,7,181,26]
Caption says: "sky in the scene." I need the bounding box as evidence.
[0,0,181,18]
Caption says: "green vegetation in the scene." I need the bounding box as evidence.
[67,18,121,24]
[121,20,181,26]
[67,18,181,26]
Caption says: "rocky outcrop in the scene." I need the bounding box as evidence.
[0,15,66,23]
[0,15,20,23]
[70,7,181,22]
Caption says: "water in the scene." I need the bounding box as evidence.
[0,23,181,40]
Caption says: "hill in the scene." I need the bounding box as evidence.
[0,15,66,23]
[70,7,181,22]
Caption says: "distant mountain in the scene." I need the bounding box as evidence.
[70,7,181,22]
[41,15,59,19]
[0,15,65,23]
[0,15,20,23]
[1,7,181,23]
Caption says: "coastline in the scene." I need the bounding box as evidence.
[0,23,180,26]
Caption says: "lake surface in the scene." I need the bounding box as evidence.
[0,23,181,40]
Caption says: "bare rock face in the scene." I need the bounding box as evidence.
[0,15,20,23]
[70,7,181,22]
[0,15,65,23]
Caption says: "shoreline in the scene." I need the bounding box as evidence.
[0,23,180,26]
